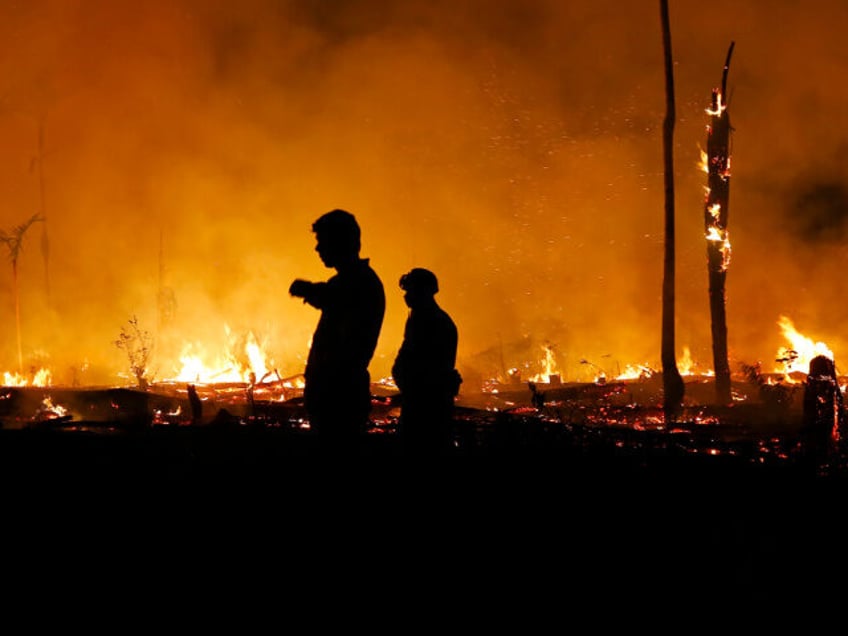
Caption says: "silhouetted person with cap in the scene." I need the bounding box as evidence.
[289,209,385,453]
[392,268,461,458]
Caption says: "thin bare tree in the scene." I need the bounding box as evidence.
[0,213,44,372]
[660,0,685,420]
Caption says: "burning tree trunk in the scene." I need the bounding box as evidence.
[660,0,685,420]
[703,42,735,405]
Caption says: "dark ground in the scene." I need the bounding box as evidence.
[2,418,846,611]
[2,379,845,615]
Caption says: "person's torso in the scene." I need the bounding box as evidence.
[307,260,385,376]
[396,306,457,392]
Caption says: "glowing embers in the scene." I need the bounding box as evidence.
[699,149,731,180]
[705,90,728,117]
[702,84,732,277]
[704,222,732,271]
[34,396,69,422]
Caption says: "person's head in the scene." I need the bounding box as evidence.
[312,209,361,268]
[399,268,438,309]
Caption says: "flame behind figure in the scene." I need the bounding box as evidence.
[166,327,272,385]
[775,315,836,379]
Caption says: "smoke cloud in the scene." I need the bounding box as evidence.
[1,0,847,386]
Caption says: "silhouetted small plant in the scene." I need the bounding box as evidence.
[115,315,153,389]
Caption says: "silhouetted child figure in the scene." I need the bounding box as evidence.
[289,209,385,453]
[391,268,461,458]
[801,354,846,471]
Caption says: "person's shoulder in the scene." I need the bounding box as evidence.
[360,259,385,283]
[437,304,456,323]
[351,259,385,296]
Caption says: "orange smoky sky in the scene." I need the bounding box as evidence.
[0,0,847,387]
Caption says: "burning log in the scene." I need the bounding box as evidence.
[703,42,735,405]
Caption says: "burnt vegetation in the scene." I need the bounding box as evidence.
[114,315,153,390]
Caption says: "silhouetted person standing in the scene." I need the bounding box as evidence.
[392,268,461,457]
[290,209,385,453]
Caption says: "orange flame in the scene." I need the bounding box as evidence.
[528,342,560,383]
[165,326,273,384]
[3,368,53,387]
[775,315,835,377]
[705,91,727,117]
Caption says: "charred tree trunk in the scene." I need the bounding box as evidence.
[660,0,685,421]
[704,42,735,405]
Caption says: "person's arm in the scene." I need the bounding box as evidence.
[289,279,328,309]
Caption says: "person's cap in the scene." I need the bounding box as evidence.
[399,268,438,295]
